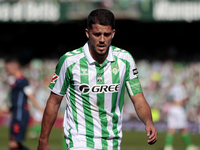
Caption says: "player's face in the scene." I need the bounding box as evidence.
[5,62,17,75]
[85,24,115,59]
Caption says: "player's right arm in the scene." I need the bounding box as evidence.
[37,92,63,150]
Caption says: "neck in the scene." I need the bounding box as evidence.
[93,54,106,66]
[14,70,23,79]
[89,46,108,65]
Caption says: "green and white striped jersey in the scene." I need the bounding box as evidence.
[49,42,139,150]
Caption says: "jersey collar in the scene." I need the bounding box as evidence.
[84,42,114,65]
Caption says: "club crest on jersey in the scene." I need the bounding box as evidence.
[111,66,119,75]
[97,74,102,83]
[51,73,59,83]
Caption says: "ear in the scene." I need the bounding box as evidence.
[85,28,89,39]
[112,29,116,38]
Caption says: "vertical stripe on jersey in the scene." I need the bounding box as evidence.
[111,56,120,150]
[80,57,95,148]
[95,64,109,150]
[120,58,132,100]
[68,63,78,148]
[68,128,73,148]
[60,65,71,96]
[49,55,67,89]
[118,59,130,112]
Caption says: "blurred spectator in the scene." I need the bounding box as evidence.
[0,58,200,127]
[122,59,200,123]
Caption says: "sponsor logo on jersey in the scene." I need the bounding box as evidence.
[111,66,119,75]
[51,73,59,83]
[79,84,90,93]
[79,83,120,94]
[133,68,138,75]
[97,74,102,83]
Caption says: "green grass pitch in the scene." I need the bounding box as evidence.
[0,126,199,150]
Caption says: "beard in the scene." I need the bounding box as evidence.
[92,45,109,57]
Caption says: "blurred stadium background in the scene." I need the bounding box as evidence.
[0,0,200,149]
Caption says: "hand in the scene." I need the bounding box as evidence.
[145,123,158,145]
[38,137,51,150]
[37,142,51,150]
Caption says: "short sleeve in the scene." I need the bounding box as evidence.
[124,53,142,97]
[125,53,139,81]
[23,86,34,96]
[49,55,69,96]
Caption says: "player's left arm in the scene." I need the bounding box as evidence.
[131,93,157,145]
[127,78,157,145]
[125,52,157,144]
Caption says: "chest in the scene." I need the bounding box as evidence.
[70,61,126,95]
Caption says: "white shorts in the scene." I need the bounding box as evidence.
[167,106,187,129]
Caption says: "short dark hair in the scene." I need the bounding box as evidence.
[5,56,20,65]
[87,9,115,30]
